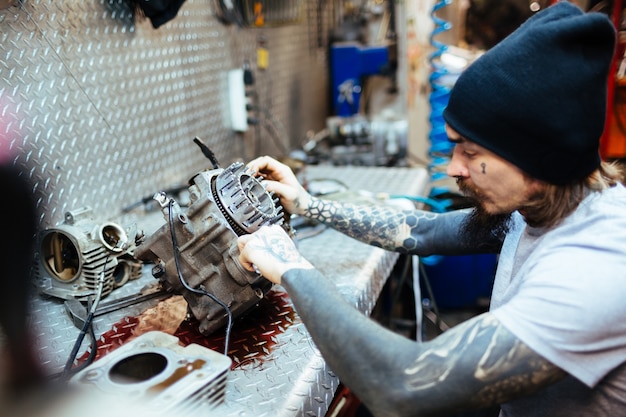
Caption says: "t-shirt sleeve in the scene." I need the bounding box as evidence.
[492,230,626,387]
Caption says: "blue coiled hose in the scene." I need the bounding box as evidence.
[428,0,454,204]
[424,0,454,265]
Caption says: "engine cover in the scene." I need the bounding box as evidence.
[135,162,286,336]
[70,331,232,413]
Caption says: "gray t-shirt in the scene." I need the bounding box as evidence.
[491,184,626,416]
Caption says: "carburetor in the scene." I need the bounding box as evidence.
[134,161,288,336]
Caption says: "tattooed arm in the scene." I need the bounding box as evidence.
[247,156,501,255]
[238,226,566,417]
[302,199,501,255]
[289,274,567,417]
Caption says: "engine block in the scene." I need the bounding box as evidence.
[135,162,287,336]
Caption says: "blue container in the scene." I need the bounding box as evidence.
[421,254,498,310]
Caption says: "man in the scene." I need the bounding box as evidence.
[237,3,626,416]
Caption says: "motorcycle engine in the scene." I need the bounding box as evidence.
[135,161,288,336]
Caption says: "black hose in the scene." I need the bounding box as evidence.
[167,199,233,356]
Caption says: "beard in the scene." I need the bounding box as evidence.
[461,204,512,247]
[456,178,512,247]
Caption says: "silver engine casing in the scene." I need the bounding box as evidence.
[37,207,142,301]
[69,331,232,414]
[134,162,286,336]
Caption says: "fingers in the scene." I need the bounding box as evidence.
[236,233,252,253]
[237,234,261,274]
[246,156,306,215]
[247,156,296,185]
[237,225,313,285]
[237,225,286,274]
[238,227,272,280]
[260,179,292,198]
[247,155,283,177]
[237,233,259,273]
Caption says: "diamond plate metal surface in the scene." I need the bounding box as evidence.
[0,0,333,230]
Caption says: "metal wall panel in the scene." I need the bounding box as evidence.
[0,0,332,229]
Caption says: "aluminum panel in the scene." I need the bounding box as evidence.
[0,0,331,229]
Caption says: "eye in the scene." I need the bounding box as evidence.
[462,150,477,158]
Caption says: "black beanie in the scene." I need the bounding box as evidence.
[443,2,616,185]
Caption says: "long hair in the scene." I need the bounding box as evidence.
[522,161,623,228]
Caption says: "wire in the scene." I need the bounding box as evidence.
[244,65,291,157]
[405,149,431,168]
[428,0,455,210]
[387,255,413,327]
[193,137,220,169]
[61,256,108,380]
[68,326,98,375]
[261,107,291,153]
[246,101,291,156]
[246,89,263,157]
[419,260,449,335]
[262,118,290,155]
[167,199,233,356]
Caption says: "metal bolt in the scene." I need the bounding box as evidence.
[152,264,166,278]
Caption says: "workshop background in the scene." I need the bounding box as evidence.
[0,0,458,232]
[1,0,625,416]
[4,0,619,234]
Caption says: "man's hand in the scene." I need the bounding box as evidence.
[247,156,312,216]
[237,225,314,284]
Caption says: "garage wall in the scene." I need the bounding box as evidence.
[0,0,334,229]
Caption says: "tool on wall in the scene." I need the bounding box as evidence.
[127,0,187,28]
[213,0,304,27]
[214,0,245,26]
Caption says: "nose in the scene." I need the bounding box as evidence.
[446,146,468,178]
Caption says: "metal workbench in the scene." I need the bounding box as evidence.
[31,164,429,417]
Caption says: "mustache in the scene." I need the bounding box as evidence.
[456,178,481,203]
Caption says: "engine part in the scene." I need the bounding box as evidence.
[370,112,408,166]
[36,207,142,300]
[325,114,407,166]
[134,161,287,336]
[69,331,231,414]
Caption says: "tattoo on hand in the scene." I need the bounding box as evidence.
[259,234,303,264]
